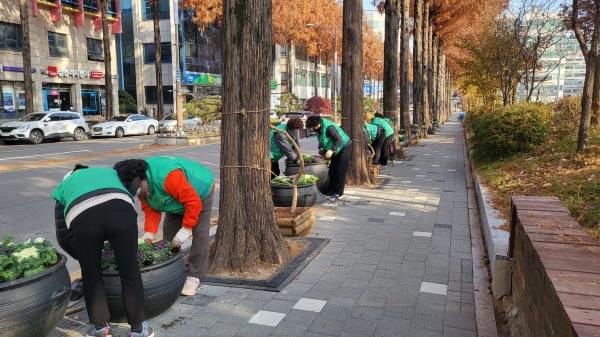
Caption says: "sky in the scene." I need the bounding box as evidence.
[363,0,376,10]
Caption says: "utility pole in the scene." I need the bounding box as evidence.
[173,0,184,137]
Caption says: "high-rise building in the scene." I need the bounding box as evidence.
[0,0,120,120]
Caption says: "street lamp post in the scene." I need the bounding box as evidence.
[173,0,184,137]
[307,23,338,122]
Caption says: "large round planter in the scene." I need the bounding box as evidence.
[104,250,187,323]
[284,162,328,187]
[318,175,331,195]
[0,254,71,337]
[271,183,318,207]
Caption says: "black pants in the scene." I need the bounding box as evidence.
[379,135,392,166]
[371,131,386,164]
[69,199,145,326]
[163,191,213,279]
[329,141,353,196]
[271,161,280,179]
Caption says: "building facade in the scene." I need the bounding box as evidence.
[0,0,120,120]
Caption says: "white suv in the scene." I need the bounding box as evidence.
[0,112,89,145]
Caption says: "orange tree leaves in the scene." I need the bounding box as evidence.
[182,0,222,30]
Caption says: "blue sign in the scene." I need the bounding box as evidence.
[364,84,372,95]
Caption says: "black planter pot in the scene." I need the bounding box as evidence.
[0,254,71,337]
[271,183,318,207]
[104,250,187,323]
[284,162,328,187]
[318,175,331,195]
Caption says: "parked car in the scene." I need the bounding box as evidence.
[0,111,89,145]
[279,111,316,136]
[90,114,158,138]
[158,114,203,132]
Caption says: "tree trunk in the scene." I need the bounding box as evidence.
[153,0,164,120]
[102,0,113,119]
[400,0,410,141]
[427,24,434,124]
[577,54,596,152]
[383,0,400,150]
[210,0,289,273]
[19,0,33,115]
[412,0,423,129]
[421,0,429,134]
[314,57,319,97]
[591,54,600,126]
[431,35,438,122]
[286,42,293,93]
[341,0,374,185]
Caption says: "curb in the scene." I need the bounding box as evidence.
[463,127,500,337]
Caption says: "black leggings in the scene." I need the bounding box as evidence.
[69,199,145,326]
[371,132,386,164]
[329,141,353,196]
[379,135,392,166]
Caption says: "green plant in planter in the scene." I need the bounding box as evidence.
[0,237,58,283]
[101,240,175,271]
[399,129,407,135]
[411,124,419,133]
[285,155,324,164]
[271,174,319,186]
[432,119,439,126]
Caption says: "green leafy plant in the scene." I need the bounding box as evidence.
[101,239,175,271]
[285,155,323,164]
[0,237,58,283]
[271,174,319,186]
[275,93,304,115]
[118,90,138,114]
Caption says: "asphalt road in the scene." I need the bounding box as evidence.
[0,134,319,276]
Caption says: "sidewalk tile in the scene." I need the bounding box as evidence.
[248,310,286,327]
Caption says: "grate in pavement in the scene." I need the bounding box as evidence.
[434,223,452,229]
[201,237,329,292]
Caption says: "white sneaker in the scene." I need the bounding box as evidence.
[181,276,200,296]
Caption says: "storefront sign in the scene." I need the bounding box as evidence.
[40,66,103,79]
[49,90,59,96]
[185,73,222,86]
[0,64,37,73]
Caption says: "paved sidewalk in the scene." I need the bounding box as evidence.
[53,118,483,337]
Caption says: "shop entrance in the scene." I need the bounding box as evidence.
[60,92,71,111]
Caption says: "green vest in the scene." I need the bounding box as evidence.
[51,167,131,216]
[317,119,349,156]
[144,156,214,214]
[372,117,394,137]
[270,124,294,162]
[364,124,378,143]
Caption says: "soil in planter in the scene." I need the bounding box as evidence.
[206,239,304,280]
[274,207,310,219]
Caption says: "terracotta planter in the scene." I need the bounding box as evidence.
[276,208,316,236]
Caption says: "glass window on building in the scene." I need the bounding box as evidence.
[295,69,307,86]
[145,86,174,104]
[143,43,172,63]
[320,73,328,88]
[295,48,307,62]
[0,21,22,51]
[280,46,287,56]
[142,0,169,20]
[86,38,103,61]
[48,32,68,58]
[308,71,315,86]
[1,81,26,119]
[281,72,287,86]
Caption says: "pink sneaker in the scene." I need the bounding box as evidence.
[181,276,200,296]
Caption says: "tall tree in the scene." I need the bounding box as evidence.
[570,0,600,151]
[400,0,411,139]
[413,0,423,129]
[209,0,290,272]
[422,0,430,130]
[19,0,33,115]
[341,0,374,185]
[382,0,401,150]
[152,0,164,120]
[101,0,114,119]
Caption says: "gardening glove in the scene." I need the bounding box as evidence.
[141,232,155,244]
[325,150,334,159]
[172,227,192,248]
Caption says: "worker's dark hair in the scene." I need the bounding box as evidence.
[287,117,304,130]
[374,112,384,118]
[113,159,148,188]
[305,115,322,129]
[73,163,89,171]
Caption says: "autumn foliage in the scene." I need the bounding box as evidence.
[304,96,333,115]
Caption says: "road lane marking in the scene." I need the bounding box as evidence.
[0,150,91,161]
[0,144,86,153]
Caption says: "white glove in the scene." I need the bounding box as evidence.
[325,150,334,159]
[172,228,192,248]
[141,232,155,243]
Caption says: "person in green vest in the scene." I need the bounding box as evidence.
[113,156,215,297]
[371,113,394,166]
[382,115,397,162]
[270,117,304,179]
[305,115,352,199]
[364,122,386,164]
[52,164,153,337]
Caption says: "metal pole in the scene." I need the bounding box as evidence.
[333,27,338,123]
[174,0,184,137]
